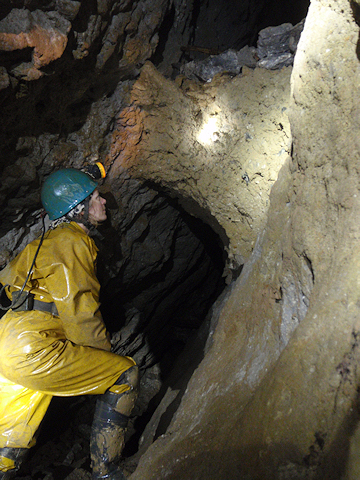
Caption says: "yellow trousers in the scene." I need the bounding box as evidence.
[0,311,136,471]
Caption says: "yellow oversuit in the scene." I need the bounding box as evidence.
[0,222,135,472]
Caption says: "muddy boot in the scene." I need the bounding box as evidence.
[90,366,139,480]
[0,447,29,479]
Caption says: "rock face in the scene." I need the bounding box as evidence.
[110,62,292,272]
[0,0,170,164]
[0,0,168,82]
[1,0,360,479]
[0,8,71,81]
[129,1,360,479]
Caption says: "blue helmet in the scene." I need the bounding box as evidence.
[41,169,97,220]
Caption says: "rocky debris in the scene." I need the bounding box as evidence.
[180,20,305,82]
[180,45,257,82]
[257,20,305,69]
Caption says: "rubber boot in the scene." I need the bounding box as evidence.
[90,366,139,480]
[0,447,29,479]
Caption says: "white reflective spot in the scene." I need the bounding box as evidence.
[198,117,218,145]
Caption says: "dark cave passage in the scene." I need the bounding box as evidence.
[189,0,310,53]
[97,186,227,378]
[152,0,310,71]
[98,188,228,457]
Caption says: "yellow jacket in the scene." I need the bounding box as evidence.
[0,222,110,351]
[0,222,136,453]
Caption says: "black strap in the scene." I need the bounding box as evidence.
[33,299,59,316]
[11,295,59,316]
[94,399,129,429]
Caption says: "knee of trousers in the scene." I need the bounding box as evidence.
[101,365,139,417]
[113,365,139,392]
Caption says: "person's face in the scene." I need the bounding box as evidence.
[88,189,107,224]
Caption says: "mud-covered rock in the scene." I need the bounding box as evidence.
[111,61,292,268]
[129,1,360,479]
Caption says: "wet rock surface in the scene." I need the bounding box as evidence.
[129,1,360,479]
[4,0,360,479]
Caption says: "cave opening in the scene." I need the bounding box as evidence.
[97,185,227,371]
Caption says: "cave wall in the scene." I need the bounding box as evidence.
[110,61,292,273]
[129,1,360,479]
[0,0,174,243]
[1,0,358,479]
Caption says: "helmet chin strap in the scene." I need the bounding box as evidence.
[72,196,97,233]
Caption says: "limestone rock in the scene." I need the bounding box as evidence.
[257,21,304,69]
[129,1,360,479]
[180,46,258,82]
[0,8,71,81]
[109,61,292,268]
